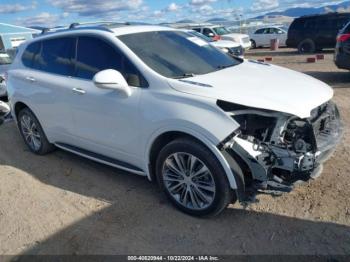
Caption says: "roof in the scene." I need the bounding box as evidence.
[0,23,40,34]
[111,25,176,36]
[298,12,350,19]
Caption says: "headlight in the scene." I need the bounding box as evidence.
[221,47,230,53]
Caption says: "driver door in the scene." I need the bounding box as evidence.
[69,36,146,163]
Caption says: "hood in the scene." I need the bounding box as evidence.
[211,40,241,48]
[167,60,333,119]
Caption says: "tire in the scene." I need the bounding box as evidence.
[18,108,55,155]
[250,39,257,49]
[156,138,235,217]
[298,39,316,54]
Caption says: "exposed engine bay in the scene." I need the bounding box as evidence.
[217,100,343,202]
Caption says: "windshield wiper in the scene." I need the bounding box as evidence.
[173,73,196,79]
[217,64,234,70]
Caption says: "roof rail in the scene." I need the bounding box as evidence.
[39,21,136,35]
[68,21,120,29]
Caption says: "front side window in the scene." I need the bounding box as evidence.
[255,29,265,34]
[213,27,230,35]
[76,36,147,87]
[36,37,75,76]
[119,31,242,79]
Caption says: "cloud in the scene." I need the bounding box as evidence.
[50,0,143,17]
[16,12,62,27]
[189,0,217,6]
[251,0,279,12]
[0,2,37,14]
[166,3,180,12]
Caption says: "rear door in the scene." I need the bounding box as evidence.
[10,37,76,142]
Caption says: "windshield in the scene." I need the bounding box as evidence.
[119,31,241,79]
[187,31,214,42]
[213,27,230,35]
[0,54,12,65]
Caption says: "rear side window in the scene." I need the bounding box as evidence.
[76,36,147,87]
[36,37,75,76]
[22,42,41,68]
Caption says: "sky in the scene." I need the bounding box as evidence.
[0,0,346,27]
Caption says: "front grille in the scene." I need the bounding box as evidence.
[229,46,243,56]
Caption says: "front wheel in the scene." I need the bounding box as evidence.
[156,138,235,217]
[250,39,257,49]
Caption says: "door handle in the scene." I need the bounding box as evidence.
[72,87,86,95]
[25,76,36,82]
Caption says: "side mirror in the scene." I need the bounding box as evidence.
[93,69,132,96]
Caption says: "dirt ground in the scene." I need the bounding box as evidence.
[0,48,349,256]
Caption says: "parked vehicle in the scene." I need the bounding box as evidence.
[0,100,10,125]
[335,21,350,70]
[250,26,288,48]
[287,13,350,53]
[0,53,12,98]
[189,24,251,50]
[7,23,343,217]
[185,30,244,58]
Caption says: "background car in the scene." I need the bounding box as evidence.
[190,25,251,50]
[250,26,288,48]
[186,30,244,58]
[287,13,350,53]
[0,53,12,99]
[335,21,350,70]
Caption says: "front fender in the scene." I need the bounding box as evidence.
[144,125,238,190]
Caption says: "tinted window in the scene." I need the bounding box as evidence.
[35,37,75,76]
[76,36,147,87]
[342,22,350,33]
[119,31,242,79]
[22,42,41,68]
[192,28,201,32]
[255,29,265,34]
[203,28,214,36]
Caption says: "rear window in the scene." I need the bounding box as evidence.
[37,37,75,76]
[22,42,41,68]
[341,21,350,33]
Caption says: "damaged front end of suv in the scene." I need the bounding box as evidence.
[217,100,344,202]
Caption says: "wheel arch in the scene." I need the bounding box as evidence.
[14,101,30,121]
[146,128,238,190]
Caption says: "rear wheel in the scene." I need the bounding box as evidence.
[156,138,235,217]
[298,39,316,53]
[18,108,55,155]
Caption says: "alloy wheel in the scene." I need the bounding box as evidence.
[162,152,216,210]
[20,114,42,151]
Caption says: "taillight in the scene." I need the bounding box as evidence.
[337,34,350,42]
[213,35,221,41]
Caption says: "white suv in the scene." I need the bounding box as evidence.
[7,23,343,217]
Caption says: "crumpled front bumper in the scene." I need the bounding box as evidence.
[221,102,344,200]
